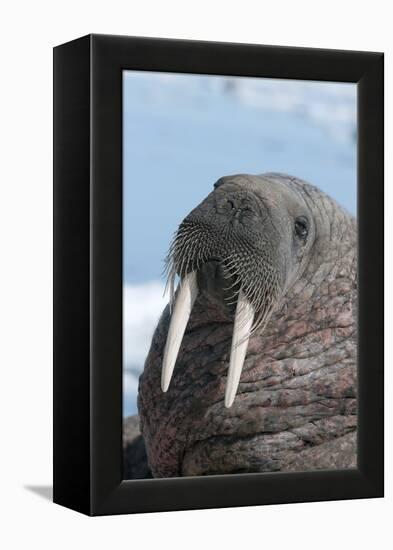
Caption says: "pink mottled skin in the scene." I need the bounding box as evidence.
[138,174,357,477]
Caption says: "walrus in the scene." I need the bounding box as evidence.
[137,173,357,478]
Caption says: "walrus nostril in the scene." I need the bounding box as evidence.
[216,194,255,219]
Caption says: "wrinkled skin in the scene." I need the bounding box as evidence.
[138,173,357,477]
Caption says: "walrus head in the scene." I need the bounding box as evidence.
[138,173,357,477]
[162,174,316,406]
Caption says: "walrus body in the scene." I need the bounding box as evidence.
[138,173,357,477]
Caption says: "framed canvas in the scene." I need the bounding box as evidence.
[53,34,384,515]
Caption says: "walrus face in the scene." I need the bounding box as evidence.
[163,174,315,407]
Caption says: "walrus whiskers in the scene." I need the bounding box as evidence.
[161,204,282,405]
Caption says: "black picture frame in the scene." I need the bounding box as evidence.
[53,34,384,516]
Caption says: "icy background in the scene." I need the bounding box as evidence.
[123,71,357,416]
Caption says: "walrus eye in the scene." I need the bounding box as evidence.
[295,216,309,239]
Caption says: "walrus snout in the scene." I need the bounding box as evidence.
[161,178,284,407]
[197,259,240,312]
[214,190,259,227]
